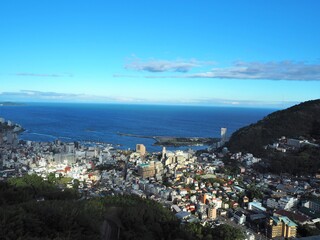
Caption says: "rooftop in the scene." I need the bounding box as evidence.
[271,216,297,227]
[275,209,309,223]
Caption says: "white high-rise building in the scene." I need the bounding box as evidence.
[162,147,166,159]
[221,128,227,143]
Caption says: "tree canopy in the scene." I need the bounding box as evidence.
[0,174,246,239]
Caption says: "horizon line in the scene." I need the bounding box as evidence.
[0,99,295,110]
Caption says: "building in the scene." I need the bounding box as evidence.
[197,202,207,214]
[154,160,164,178]
[172,205,181,213]
[211,197,223,209]
[233,186,245,193]
[310,200,320,212]
[207,204,217,220]
[233,211,246,225]
[65,143,75,153]
[53,153,76,164]
[278,196,298,210]
[287,138,304,148]
[302,199,320,216]
[200,193,210,204]
[267,198,279,209]
[221,128,227,143]
[136,144,146,156]
[162,147,166,159]
[175,211,191,221]
[137,162,155,178]
[248,201,267,213]
[266,216,297,239]
[274,209,309,225]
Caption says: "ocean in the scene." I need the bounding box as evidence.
[0,103,276,152]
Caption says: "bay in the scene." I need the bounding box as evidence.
[0,103,276,152]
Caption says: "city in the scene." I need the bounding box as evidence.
[1,117,320,239]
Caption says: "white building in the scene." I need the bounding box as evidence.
[221,128,227,143]
[211,197,223,209]
[278,196,298,210]
[248,201,266,212]
[233,211,246,225]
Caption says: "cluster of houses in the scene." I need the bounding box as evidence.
[1,119,320,239]
[267,136,319,153]
[88,143,320,239]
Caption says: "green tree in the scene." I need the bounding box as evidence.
[246,185,263,200]
[47,172,56,184]
[73,179,80,189]
[211,225,245,240]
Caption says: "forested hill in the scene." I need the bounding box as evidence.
[0,174,245,240]
[227,99,320,155]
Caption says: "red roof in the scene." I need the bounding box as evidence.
[274,209,309,223]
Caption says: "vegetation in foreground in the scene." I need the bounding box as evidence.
[0,174,245,240]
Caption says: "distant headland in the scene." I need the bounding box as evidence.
[0,102,25,106]
[117,132,220,147]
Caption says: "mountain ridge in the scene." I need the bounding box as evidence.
[227,99,320,155]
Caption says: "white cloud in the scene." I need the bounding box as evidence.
[187,61,320,80]
[15,72,73,77]
[122,59,320,81]
[0,90,144,103]
[125,58,213,73]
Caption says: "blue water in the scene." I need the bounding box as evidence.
[0,103,276,152]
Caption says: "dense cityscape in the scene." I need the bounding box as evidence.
[1,112,320,240]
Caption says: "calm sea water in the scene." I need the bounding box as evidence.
[0,103,276,152]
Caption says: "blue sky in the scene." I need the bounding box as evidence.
[0,0,320,108]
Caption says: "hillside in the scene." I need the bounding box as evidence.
[0,174,188,240]
[227,99,320,155]
[0,174,245,240]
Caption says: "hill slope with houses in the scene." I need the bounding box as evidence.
[227,99,320,155]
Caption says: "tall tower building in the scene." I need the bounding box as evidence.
[221,128,227,143]
[162,147,166,159]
